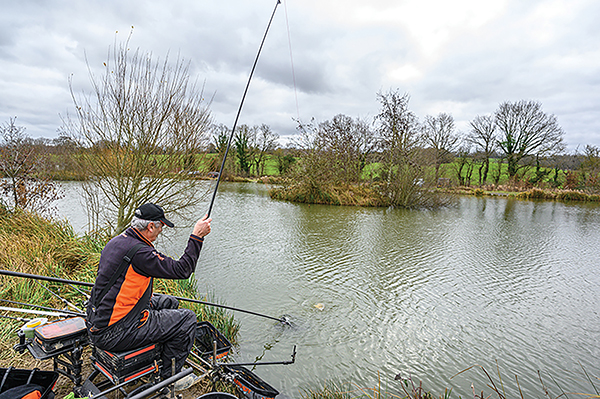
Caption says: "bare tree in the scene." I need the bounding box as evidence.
[290,114,375,188]
[374,90,429,207]
[50,134,82,180]
[317,114,375,184]
[422,113,459,181]
[468,115,497,186]
[277,118,333,202]
[494,100,564,181]
[0,118,62,214]
[453,142,475,186]
[251,124,279,176]
[64,41,212,234]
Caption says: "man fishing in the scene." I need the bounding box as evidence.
[86,203,211,389]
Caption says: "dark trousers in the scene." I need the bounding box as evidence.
[90,294,197,379]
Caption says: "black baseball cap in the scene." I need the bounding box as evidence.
[134,203,174,227]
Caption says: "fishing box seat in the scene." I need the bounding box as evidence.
[18,317,89,388]
[91,343,161,385]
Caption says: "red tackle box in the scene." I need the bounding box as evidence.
[32,317,88,355]
[92,343,161,385]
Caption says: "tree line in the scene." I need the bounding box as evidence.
[209,123,295,178]
[275,90,599,207]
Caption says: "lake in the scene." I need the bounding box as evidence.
[52,181,600,399]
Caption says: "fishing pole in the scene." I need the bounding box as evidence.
[171,295,290,325]
[0,299,82,317]
[0,306,83,318]
[206,0,281,218]
[32,279,84,313]
[0,314,31,323]
[0,269,93,287]
[0,269,291,325]
[52,271,90,299]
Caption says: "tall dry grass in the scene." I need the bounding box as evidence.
[270,182,388,207]
[0,205,102,364]
[515,188,600,202]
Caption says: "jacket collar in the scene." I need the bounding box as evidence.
[127,227,154,247]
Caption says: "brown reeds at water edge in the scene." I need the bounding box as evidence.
[300,373,451,399]
[450,186,600,203]
[269,182,388,207]
[0,204,240,367]
[514,188,600,202]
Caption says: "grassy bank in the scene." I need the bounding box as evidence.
[0,206,103,363]
[0,205,239,396]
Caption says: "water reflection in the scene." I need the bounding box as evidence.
[50,182,600,398]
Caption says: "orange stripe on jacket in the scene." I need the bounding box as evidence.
[23,392,42,399]
[109,265,151,326]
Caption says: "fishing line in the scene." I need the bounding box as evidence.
[283,0,300,121]
[207,0,282,218]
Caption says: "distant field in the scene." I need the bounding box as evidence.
[198,153,281,176]
[46,151,566,187]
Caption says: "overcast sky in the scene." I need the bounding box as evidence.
[1,0,599,151]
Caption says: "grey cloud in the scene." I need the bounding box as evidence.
[1,0,599,152]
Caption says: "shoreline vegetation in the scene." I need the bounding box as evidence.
[452,185,600,202]
[265,177,600,207]
[192,169,600,207]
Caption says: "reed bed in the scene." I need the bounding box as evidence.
[270,182,387,207]
[515,188,600,202]
[450,187,600,203]
[299,373,446,399]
